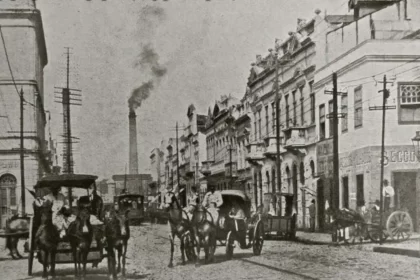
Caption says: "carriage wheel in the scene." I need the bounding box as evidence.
[183,233,196,262]
[225,231,234,260]
[386,211,413,241]
[367,225,388,243]
[252,221,264,256]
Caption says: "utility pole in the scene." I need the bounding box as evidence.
[124,164,127,193]
[54,47,82,207]
[325,73,346,242]
[176,122,182,206]
[369,74,395,245]
[275,52,282,216]
[20,88,25,215]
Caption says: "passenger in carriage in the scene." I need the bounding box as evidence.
[35,186,76,239]
[183,186,199,219]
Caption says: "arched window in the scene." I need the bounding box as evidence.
[300,162,305,185]
[0,174,17,215]
[285,166,291,192]
[310,160,315,177]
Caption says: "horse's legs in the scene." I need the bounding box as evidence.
[42,250,49,279]
[6,237,16,259]
[168,233,174,268]
[122,239,128,276]
[194,233,201,267]
[82,250,88,280]
[13,237,23,259]
[106,246,117,280]
[50,250,56,280]
[180,234,186,265]
[203,235,210,264]
[116,245,122,274]
[209,232,216,263]
[72,248,79,277]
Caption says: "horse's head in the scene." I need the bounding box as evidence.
[36,201,54,224]
[162,192,180,211]
[104,208,129,237]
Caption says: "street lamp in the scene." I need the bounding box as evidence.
[412,131,420,160]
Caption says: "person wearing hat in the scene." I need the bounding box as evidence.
[183,186,199,219]
[308,199,316,232]
[35,186,76,238]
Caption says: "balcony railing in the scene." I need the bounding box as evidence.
[245,141,265,164]
[263,136,287,159]
[210,159,225,175]
[200,161,213,176]
[283,125,317,149]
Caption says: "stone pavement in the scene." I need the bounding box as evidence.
[296,230,420,257]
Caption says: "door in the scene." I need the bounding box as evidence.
[394,172,417,231]
[317,179,325,231]
[342,176,349,209]
[356,174,364,207]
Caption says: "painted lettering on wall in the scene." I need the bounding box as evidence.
[385,150,417,163]
[0,160,19,170]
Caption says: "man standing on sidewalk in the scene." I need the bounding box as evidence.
[308,199,316,232]
[382,179,395,212]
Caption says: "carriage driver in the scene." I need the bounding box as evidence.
[202,185,223,225]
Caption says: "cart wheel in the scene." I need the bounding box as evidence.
[183,233,196,262]
[225,231,234,260]
[367,225,388,243]
[252,221,264,256]
[386,211,413,241]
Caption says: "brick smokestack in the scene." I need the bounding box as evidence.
[129,110,139,174]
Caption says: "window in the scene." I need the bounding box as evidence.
[356,174,364,207]
[1,189,7,215]
[398,82,420,124]
[342,176,349,209]
[271,102,276,135]
[292,91,297,126]
[341,94,348,132]
[328,100,334,138]
[285,95,290,128]
[258,110,262,140]
[310,93,315,124]
[265,105,269,137]
[254,113,257,141]
[354,86,363,128]
[319,104,325,140]
[299,86,304,125]
[300,162,305,185]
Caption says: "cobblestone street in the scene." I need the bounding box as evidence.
[1,223,420,280]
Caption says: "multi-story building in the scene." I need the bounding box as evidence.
[234,91,254,207]
[149,148,162,198]
[179,105,207,200]
[314,0,420,232]
[246,11,324,229]
[0,0,52,226]
[200,95,241,197]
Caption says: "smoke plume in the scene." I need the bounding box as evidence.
[128,6,167,112]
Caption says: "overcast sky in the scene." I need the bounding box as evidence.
[37,0,347,180]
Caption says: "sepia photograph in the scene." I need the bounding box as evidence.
[1,0,420,279]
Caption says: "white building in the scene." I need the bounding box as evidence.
[0,0,51,226]
[314,0,420,231]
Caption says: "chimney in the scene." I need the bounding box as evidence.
[129,110,139,174]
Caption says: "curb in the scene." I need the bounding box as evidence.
[373,246,420,258]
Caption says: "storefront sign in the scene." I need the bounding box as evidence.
[384,149,417,164]
[0,160,19,170]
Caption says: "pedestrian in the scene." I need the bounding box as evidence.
[382,179,395,212]
[308,199,316,232]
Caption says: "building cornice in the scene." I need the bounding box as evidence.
[314,53,420,90]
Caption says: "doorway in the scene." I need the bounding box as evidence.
[342,176,349,209]
[356,174,364,208]
[317,179,325,231]
[394,172,417,231]
[293,164,298,215]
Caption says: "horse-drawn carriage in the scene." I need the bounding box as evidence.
[329,205,413,244]
[27,174,107,277]
[172,190,264,265]
[114,192,144,225]
[261,192,296,240]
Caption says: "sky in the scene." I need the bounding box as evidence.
[36,0,348,180]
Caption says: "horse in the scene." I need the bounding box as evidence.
[66,206,93,280]
[33,202,60,279]
[103,208,130,279]
[162,192,195,268]
[191,205,217,266]
[4,214,30,259]
[326,207,367,245]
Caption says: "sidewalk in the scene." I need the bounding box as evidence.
[295,230,420,257]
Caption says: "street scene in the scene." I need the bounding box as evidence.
[2,0,420,279]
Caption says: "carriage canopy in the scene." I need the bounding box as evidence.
[34,174,98,189]
[220,190,251,218]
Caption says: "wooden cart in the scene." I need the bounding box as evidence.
[262,193,296,240]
